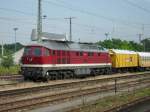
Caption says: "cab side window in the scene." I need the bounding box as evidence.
[44,48,50,56]
[52,50,55,56]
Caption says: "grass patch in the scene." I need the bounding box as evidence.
[70,88,150,112]
[0,65,20,75]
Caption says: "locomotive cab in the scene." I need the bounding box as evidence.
[21,46,50,81]
[22,46,50,64]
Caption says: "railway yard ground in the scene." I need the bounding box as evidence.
[0,72,149,112]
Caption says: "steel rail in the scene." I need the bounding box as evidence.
[0,78,149,104]
[0,79,149,112]
[0,75,23,81]
[0,73,149,98]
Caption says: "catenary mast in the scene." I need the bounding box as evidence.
[37,0,42,42]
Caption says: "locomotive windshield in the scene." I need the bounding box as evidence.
[33,48,42,56]
[23,46,42,56]
[24,47,32,56]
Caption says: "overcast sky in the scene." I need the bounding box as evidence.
[0,0,150,44]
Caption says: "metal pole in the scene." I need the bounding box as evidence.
[138,33,142,43]
[70,18,72,41]
[1,41,4,56]
[105,32,109,40]
[144,40,145,52]
[115,78,117,94]
[37,0,42,42]
[111,24,115,39]
[13,28,18,52]
[142,24,144,35]
[138,33,145,51]
[15,30,16,52]
[65,17,75,41]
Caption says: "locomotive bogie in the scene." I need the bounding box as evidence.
[21,63,112,80]
[21,67,44,80]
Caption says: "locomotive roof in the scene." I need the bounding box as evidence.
[27,40,107,52]
[110,49,137,54]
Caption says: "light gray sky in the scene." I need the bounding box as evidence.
[0,0,150,44]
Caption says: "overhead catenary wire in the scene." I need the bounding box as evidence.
[0,0,149,43]
[44,0,150,27]
[0,7,35,16]
[0,15,147,42]
[0,1,149,29]
[0,16,36,25]
[122,0,150,14]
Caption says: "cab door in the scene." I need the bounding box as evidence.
[42,48,51,64]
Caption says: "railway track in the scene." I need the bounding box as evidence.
[104,96,150,112]
[0,74,23,81]
[1,78,149,104]
[0,79,149,112]
[0,72,149,98]
[68,88,150,112]
[0,82,20,87]
[0,72,149,112]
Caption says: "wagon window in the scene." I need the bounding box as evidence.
[80,52,83,56]
[88,52,93,56]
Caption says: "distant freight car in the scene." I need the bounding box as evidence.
[137,52,150,70]
[109,49,138,72]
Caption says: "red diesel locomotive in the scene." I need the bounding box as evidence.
[21,40,111,81]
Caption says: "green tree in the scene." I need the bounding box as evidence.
[0,43,24,56]
[1,55,14,68]
[97,38,144,51]
[141,38,150,52]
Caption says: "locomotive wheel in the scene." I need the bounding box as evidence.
[64,74,70,79]
[60,73,64,80]
[42,72,49,82]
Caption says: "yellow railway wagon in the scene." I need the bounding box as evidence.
[109,49,138,68]
[138,52,150,67]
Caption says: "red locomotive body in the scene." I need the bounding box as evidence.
[21,40,111,81]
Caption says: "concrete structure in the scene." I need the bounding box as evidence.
[13,48,24,64]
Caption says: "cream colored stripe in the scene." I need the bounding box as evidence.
[21,63,112,67]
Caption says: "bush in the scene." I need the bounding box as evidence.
[0,65,20,75]
[1,55,14,68]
